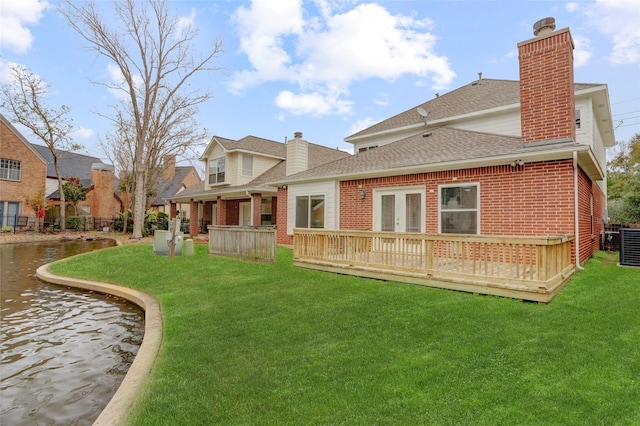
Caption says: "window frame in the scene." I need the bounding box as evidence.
[438,183,480,235]
[208,157,225,185]
[295,194,325,229]
[0,158,21,181]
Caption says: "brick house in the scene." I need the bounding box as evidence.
[147,154,202,220]
[270,19,614,301]
[170,135,350,236]
[31,144,122,225]
[0,114,48,227]
[1,114,122,228]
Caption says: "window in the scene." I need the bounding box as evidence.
[439,184,479,234]
[208,157,225,184]
[0,159,21,181]
[242,154,253,176]
[261,197,272,225]
[295,195,324,228]
[358,145,378,153]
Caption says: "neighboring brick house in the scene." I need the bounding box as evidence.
[275,18,614,268]
[29,144,122,224]
[170,135,350,236]
[0,114,48,227]
[147,154,202,220]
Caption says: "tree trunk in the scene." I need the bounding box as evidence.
[131,169,146,239]
[54,160,66,232]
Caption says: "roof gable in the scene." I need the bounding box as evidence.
[347,79,601,141]
[201,135,287,160]
[0,114,47,165]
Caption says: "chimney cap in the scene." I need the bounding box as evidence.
[533,17,556,36]
[294,131,303,139]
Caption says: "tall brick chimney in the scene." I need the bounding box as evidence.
[286,131,309,176]
[163,154,176,180]
[518,17,576,144]
[90,163,115,219]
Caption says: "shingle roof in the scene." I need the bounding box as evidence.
[277,126,582,183]
[215,135,287,158]
[30,144,104,179]
[149,166,200,206]
[171,141,350,200]
[347,79,601,140]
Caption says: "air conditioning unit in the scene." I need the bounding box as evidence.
[620,228,640,267]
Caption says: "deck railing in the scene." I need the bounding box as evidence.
[293,229,575,302]
[208,225,277,263]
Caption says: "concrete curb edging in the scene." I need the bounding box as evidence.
[36,263,163,426]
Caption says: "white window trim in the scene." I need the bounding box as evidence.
[208,157,225,185]
[437,182,480,234]
[294,193,326,229]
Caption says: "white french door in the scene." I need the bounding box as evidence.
[374,187,424,233]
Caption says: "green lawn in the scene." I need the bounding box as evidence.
[49,246,640,425]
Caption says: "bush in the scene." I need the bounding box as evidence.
[66,216,83,231]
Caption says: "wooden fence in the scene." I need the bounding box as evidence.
[293,229,575,302]
[208,226,276,263]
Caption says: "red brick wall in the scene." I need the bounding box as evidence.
[225,199,240,225]
[0,120,46,216]
[276,187,291,245]
[340,161,576,237]
[252,193,262,225]
[577,168,605,263]
[189,200,199,236]
[216,197,226,225]
[518,28,576,144]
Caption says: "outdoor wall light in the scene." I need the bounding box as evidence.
[359,190,367,199]
[510,159,525,167]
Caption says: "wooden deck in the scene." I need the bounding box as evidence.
[293,229,575,302]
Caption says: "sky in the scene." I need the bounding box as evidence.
[1,0,639,166]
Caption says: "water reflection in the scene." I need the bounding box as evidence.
[0,240,144,426]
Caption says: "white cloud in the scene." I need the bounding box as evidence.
[373,93,389,107]
[572,34,593,67]
[175,8,196,38]
[72,127,94,139]
[348,117,378,136]
[566,2,580,13]
[230,0,455,116]
[275,90,353,116]
[106,63,143,101]
[581,0,640,64]
[0,0,48,54]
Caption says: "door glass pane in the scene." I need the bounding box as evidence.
[406,193,421,233]
[381,194,395,232]
[296,196,309,228]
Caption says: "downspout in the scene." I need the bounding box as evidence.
[246,191,253,226]
[573,151,584,270]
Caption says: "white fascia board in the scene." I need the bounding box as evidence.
[226,148,285,160]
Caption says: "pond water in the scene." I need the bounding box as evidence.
[0,240,145,425]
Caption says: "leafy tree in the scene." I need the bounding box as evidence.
[0,65,82,232]
[607,133,640,222]
[61,0,222,239]
[63,177,88,216]
[24,190,47,232]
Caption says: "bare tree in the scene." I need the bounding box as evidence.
[61,0,223,239]
[0,64,81,232]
